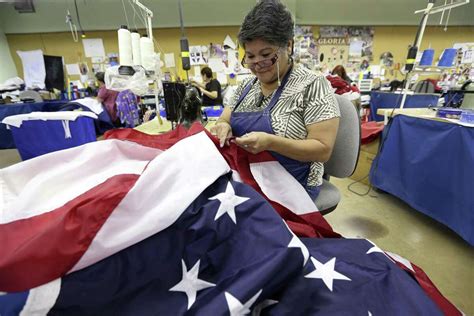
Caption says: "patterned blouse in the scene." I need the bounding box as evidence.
[229,65,340,187]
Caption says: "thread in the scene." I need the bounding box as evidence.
[438,48,457,67]
[131,31,142,66]
[118,25,133,66]
[419,49,435,66]
[140,36,155,71]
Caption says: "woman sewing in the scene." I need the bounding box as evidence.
[211,0,340,199]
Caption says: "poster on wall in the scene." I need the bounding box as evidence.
[322,26,374,62]
[316,37,349,73]
[318,26,374,75]
[190,46,206,66]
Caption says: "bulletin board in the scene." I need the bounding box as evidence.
[293,25,374,75]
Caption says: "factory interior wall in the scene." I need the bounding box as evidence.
[0,25,18,83]
[6,25,474,82]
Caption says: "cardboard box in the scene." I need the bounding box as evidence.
[349,138,380,185]
[350,150,376,186]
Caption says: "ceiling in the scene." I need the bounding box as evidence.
[0,0,473,34]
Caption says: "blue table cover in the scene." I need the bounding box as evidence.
[10,116,96,160]
[369,92,440,121]
[370,115,474,245]
[0,101,67,149]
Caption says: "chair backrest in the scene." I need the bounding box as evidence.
[324,95,361,178]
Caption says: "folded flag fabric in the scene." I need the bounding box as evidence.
[0,127,461,315]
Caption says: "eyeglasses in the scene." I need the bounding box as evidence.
[241,53,279,70]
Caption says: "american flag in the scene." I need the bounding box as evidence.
[0,124,460,315]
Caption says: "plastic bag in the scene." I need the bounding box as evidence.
[104,66,149,95]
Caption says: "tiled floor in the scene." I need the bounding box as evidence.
[1,149,472,314]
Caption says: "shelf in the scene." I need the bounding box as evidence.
[410,66,456,74]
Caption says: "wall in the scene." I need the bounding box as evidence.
[0,25,18,82]
[372,26,474,80]
[0,0,472,34]
[5,25,474,83]
[6,26,241,83]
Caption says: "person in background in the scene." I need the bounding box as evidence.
[332,65,353,84]
[210,0,340,199]
[192,67,223,106]
[95,72,119,125]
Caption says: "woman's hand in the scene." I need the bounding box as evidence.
[210,122,233,147]
[234,132,274,154]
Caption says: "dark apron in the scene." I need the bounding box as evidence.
[230,68,320,199]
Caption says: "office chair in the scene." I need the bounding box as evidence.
[314,95,361,215]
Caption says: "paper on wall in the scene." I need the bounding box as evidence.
[190,46,206,65]
[208,57,225,72]
[91,56,105,63]
[223,35,237,50]
[226,49,242,74]
[164,53,176,68]
[65,63,81,75]
[16,49,46,89]
[194,66,202,77]
[82,39,106,57]
[217,72,228,85]
[349,40,363,58]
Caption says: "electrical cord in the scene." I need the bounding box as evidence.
[73,0,85,36]
[346,72,410,197]
[128,0,179,79]
[121,0,130,28]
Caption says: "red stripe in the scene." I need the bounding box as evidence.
[105,124,338,238]
[394,261,461,316]
[104,123,205,150]
[0,174,139,292]
[218,142,338,238]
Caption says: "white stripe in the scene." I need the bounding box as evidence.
[250,161,318,215]
[0,139,161,224]
[231,169,243,183]
[386,252,415,272]
[71,132,231,272]
[19,279,61,316]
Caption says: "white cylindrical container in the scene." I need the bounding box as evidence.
[118,25,133,66]
[131,30,142,66]
[140,36,155,71]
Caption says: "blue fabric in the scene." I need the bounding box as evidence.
[230,69,318,199]
[0,176,443,315]
[59,102,115,134]
[0,101,67,149]
[369,92,439,121]
[0,291,28,316]
[370,115,474,245]
[10,116,96,160]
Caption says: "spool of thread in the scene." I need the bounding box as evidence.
[419,49,435,66]
[140,36,155,71]
[438,48,457,67]
[118,25,133,66]
[131,31,142,66]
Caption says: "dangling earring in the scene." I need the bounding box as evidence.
[277,60,281,87]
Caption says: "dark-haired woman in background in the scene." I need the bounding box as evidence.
[211,0,340,199]
[332,65,353,84]
[95,72,119,125]
[192,66,223,106]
